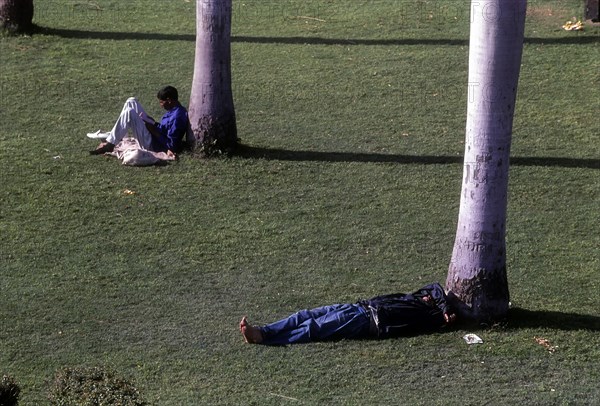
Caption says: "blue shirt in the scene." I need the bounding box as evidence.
[154,104,188,153]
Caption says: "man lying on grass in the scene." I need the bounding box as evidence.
[240,282,456,345]
[88,86,188,157]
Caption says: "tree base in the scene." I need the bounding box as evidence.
[446,266,509,324]
[191,114,238,157]
[0,21,34,35]
[0,0,34,35]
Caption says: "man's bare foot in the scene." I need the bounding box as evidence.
[89,142,115,155]
[239,316,263,344]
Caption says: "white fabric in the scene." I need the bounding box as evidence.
[120,148,161,166]
[108,138,175,166]
[106,97,154,149]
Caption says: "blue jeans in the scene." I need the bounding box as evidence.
[260,303,371,345]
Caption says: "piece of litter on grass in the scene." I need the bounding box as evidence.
[53,155,62,160]
[562,19,584,31]
[534,336,557,353]
[122,189,136,195]
[463,333,484,344]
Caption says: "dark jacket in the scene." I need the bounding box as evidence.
[359,282,452,338]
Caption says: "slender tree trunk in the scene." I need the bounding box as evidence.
[0,0,34,34]
[585,0,599,22]
[446,0,527,323]
[189,0,237,156]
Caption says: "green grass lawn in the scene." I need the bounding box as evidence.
[1,0,599,404]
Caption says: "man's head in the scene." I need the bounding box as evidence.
[157,86,179,110]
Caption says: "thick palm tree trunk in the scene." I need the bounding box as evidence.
[189,0,237,156]
[585,0,599,22]
[0,0,34,34]
[446,0,527,322]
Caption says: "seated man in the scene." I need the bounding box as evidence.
[240,282,456,345]
[89,85,188,156]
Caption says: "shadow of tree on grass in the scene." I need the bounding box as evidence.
[236,145,600,169]
[506,307,600,332]
[36,26,600,46]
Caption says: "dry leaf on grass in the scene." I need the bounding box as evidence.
[534,336,557,353]
[562,19,584,31]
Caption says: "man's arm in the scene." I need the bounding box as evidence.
[419,283,456,324]
[137,111,173,152]
[144,122,176,157]
[150,107,188,155]
[144,121,162,140]
[164,110,188,153]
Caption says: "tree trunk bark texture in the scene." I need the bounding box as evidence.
[0,0,34,34]
[446,0,527,323]
[585,0,599,22]
[189,0,237,156]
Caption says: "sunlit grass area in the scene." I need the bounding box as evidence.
[1,0,598,403]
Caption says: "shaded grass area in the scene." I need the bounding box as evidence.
[1,0,599,404]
